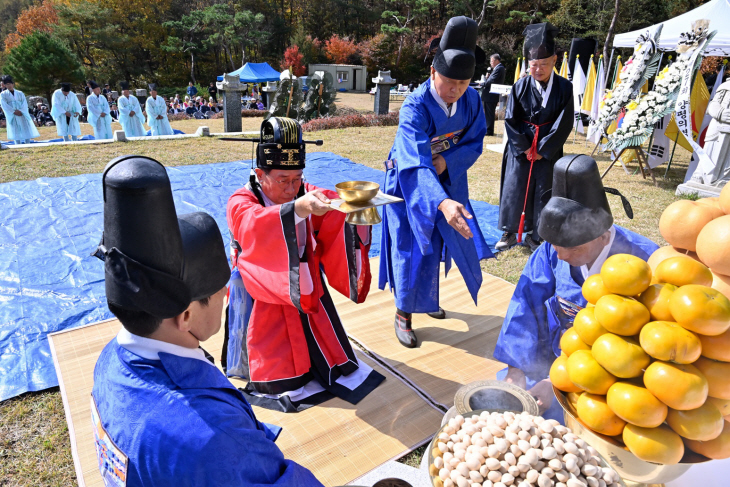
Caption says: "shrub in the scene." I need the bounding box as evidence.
[168,112,190,122]
[301,111,399,132]
[242,109,266,117]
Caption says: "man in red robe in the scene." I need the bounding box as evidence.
[225,117,384,411]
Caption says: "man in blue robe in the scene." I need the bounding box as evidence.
[380,16,494,348]
[493,155,658,421]
[91,155,323,486]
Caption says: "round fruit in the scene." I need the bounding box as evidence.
[648,246,686,272]
[655,256,713,287]
[712,270,730,300]
[695,197,725,219]
[644,361,708,410]
[639,321,702,364]
[698,328,730,362]
[686,421,730,460]
[592,334,650,378]
[607,381,668,428]
[694,357,730,400]
[638,283,677,321]
[707,396,730,416]
[583,274,611,305]
[577,393,626,436]
[566,391,582,411]
[573,307,608,346]
[594,295,650,336]
[622,423,685,465]
[666,401,725,441]
[721,182,730,214]
[560,328,590,356]
[669,285,730,336]
[659,200,718,252]
[600,254,652,296]
[567,349,617,395]
[550,355,582,393]
[696,215,730,275]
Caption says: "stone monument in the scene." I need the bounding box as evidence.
[135,89,147,108]
[217,73,243,133]
[678,80,730,197]
[262,81,278,110]
[372,70,396,115]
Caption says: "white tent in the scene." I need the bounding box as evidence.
[614,0,730,56]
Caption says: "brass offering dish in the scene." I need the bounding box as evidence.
[554,387,710,487]
[333,181,399,225]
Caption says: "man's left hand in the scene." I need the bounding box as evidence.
[528,379,554,414]
[101,113,106,117]
[157,115,163,120]
[13,109,22,116]
[432,154,447,175]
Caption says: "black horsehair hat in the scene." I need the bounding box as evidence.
[93,155,230,319]
[119,81,130,91]
[523,22,559,61]
[2,75,14,84]
[538,155,633,248]
[88,80,100,90]
[148,83,158,92]
[428,16,486,81]
[60,82,71,92]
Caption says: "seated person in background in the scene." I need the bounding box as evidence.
[109,103,119,120]
[198,101,210,115]
[91,155,324,486]
[185,105,196,116]
[36,105,55,126]
[493,155,658,421]
[256,100,265,110]
[226,117,384,412]
[183,95,190,108]
[33,102,43,118]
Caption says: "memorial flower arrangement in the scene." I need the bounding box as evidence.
[593,26,663,131]
[608,21,716,152]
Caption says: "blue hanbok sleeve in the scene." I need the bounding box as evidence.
[493,243,557,382]
[394,101,450,255]
[441,89,486,185]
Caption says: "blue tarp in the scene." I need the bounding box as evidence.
[216,62,281,83]
[0,152,501,401]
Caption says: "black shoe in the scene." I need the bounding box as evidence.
[495,231,517,251]
[525,234,541,252]
[427,307,446,319]
[394,310,417,348]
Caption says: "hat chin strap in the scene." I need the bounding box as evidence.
[604,187,634,219]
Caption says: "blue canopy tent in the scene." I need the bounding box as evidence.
[217,62,281,83]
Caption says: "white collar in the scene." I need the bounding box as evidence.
[116,328,214,366]
[429,81,458,118]
[533,72,554,108]
[580,226,616,280]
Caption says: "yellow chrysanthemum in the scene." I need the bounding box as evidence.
[627,101,638,110]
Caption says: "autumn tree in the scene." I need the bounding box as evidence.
[4,0,58,51]
[324,35,358,64]
[282,45,306,76]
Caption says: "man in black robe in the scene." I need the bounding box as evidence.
[496,22,573,252]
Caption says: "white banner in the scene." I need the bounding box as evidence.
[675,38,713,179]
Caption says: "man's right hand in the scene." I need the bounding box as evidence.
[65,111,71,117]
[438,199,473,239]
[295,190,332,218]
[130,111,135,116]
[503,366,527,390]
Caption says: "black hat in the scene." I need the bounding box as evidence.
[94,155,230,319]
[119,81,130,90]
[88,80,99,90]
[148,83,158,92]
[60,82,71,92]
[2,75,14,84]
[429,16,485,81]
[523,22,559,61]
[538,155,633,248]
[256,117,306,170]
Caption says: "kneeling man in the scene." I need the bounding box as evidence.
[92,155,322,486]
[493,155,658,420]
[226,117,384,412]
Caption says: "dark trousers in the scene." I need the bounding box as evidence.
[484,100,498,135]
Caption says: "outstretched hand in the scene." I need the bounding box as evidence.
[295,190,332,218]
[528,379,554,414]
[503,366,527,390]
[438,199,473,239]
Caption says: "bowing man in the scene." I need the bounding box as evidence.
[0,75,39,144]
[493,155,658,421]
[51,82,82,141]
[226,117,384,412]
[496,23,574,253]
[86,80,113,140]
[91,155,324,486]
[145,83,173,136]
[379,16,493,348]
[117,81,146,137]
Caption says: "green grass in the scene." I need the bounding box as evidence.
[0,102,693,484]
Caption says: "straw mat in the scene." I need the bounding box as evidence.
[332,258,514,408]
[49,317,443,487]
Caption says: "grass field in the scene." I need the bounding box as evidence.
[0,91,692,485]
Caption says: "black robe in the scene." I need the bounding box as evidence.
[498,73,573,239]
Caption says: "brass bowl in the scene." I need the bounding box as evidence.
[335,181,380,204]
[427,408,625,487]
[554,387,710,486]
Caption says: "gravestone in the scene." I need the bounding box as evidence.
[372,70,396,115]
[217,73,243,133]
[135,89,147,107]
[262,81,278,110]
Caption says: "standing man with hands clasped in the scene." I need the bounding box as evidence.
[380,16,493,349]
